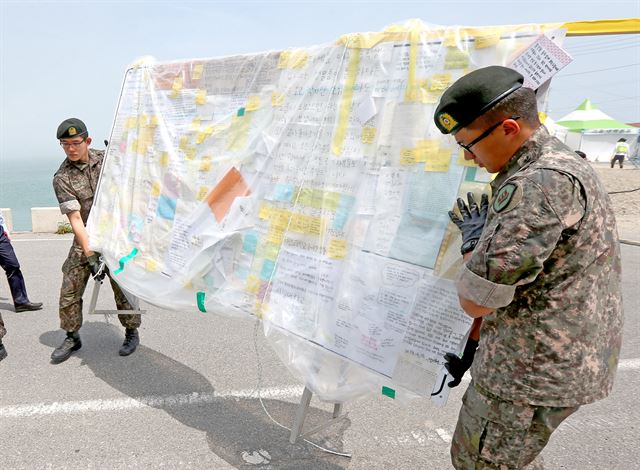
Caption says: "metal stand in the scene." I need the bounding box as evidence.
[87,270,144,316]
[289,386,347,444]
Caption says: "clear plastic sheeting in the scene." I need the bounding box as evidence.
[88,20,553,402]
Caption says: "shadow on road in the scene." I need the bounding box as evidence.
[39,321,350,469]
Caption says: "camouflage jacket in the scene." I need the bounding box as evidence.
[456,126,623,407]
[53,149,104,225]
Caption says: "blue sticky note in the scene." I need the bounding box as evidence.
[237,107,245,117]
[157,195,177,220]
[242,231,259,254]
[272,183,295,202]
[260,259,276,281]
[332,195,355,231]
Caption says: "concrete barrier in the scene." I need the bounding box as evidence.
[0,208,14,233]
[31,207,68,233]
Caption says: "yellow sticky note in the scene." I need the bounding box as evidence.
[196,131,206,145]
[170,75,183,98]
[418,80,441,104]
[445,49,470,69]
[258,204,271,220]
[199,156,211,172]
[415,140,440,162]
[263,243,280,261]
[125,116,137,130]
[226,114,250,151]
[400,148,416,166]
[145,259,158,272]
[322,192,340,212]
[184,147,196,160]
[267,225,285,245]
[196,89,207,105]
[151,181,162,198]
[197,186,209,201]
[246,275,261,294]
[474,30,501,49]
[457,149,477,167]
[271,91,285,107]
[172,75,183,92]
[192,63,204,80]
[327,238,348,260]
[298,188,324,209]
[443,32,458,48]
[430,73,452,91]
[246,96,261,111]
[159,151,170,167]
[425,149,452,172]
[179,136,189,151]
[191,118,201,131]
[278,50,309,69]
[362,127,377,144]
[269,209,291,229]
[204,125,214,136]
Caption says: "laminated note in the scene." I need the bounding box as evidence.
[205,167,251,222]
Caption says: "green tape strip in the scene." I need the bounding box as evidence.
[113,248,139,275]
[381,386,396,399]
[196,291,206,312]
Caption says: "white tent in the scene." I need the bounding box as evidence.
[557,99,639,162]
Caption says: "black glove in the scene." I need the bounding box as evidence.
[448,192,489,255]
[87,253,106,281]
[444,338,479,388]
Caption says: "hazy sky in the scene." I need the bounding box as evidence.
[1,0,638,162]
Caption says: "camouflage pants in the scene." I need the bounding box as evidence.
[451,383,579,470]
[0,313,5,340]
[59,243,141,332]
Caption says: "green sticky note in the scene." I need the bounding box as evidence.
[196,291,206,312]
[382,386,396,399]
[237,107,245,117]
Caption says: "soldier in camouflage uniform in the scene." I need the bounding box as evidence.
[51,118,141,364]
[434,66,623,470]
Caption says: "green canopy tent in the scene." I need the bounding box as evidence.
[557,99,638,162]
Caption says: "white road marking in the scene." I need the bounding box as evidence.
[435,428,452,443]
[0,385,304,418]
[1,358,637,419]
[11,238,72,242]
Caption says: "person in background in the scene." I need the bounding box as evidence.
[51,118,141,364]
[0,210,43,361]
[611,137,629,168]
[436,66,623,470]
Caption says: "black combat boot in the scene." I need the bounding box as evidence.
[0,342,7,362]
[119,329,139,356]
[51,331,82,364]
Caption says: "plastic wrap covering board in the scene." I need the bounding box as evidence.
[88,20,552,402]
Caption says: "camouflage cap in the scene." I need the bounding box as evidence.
[57,118,88,139]
[434,66,524,134]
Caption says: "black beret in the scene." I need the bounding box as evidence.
[618,138,627,142]
[434,66,524,134]
[57,118,88,139]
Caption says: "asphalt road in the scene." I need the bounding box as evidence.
[0,233,637,469]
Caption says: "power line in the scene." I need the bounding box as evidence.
[555,63,640,77]
[566,37,639,51]
[571,44,640,56]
